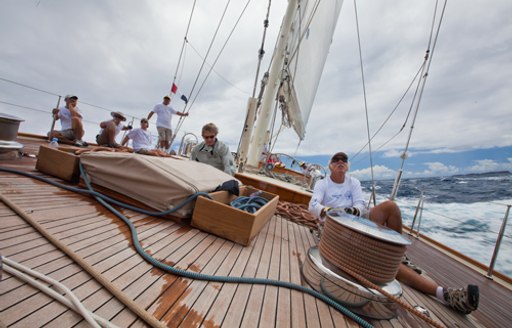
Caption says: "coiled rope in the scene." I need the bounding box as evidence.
[319,216,405,285]
[230,195,268,213]
[0,165,373,328]
[276,201,318,229]
[319,215,445,328]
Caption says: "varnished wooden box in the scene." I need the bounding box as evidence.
[36,145,80,182]
[191,186,279,246]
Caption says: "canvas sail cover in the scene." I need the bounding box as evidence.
[80,152,238,218]
[281,0,343,139]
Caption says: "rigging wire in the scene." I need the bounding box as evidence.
[170,0,198,90]
[350,61,426,161]
[398,0,446,171]
[389,0,447,200]
[353,0,377,206]
[185,41,249,95]
[172,0,253,145]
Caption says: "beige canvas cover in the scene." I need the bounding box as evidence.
[80,152,239,217]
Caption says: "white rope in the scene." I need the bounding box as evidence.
[2,257,119,328]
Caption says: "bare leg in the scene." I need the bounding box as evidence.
[369,200,403,233]
[104,122,117,145]
[396,264,438,296]
[71,117,84,140]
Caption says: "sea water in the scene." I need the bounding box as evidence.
[360,172,512,277]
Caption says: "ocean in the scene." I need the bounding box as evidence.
[358,172,512,277]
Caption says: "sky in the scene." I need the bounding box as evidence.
[1,0,511,180]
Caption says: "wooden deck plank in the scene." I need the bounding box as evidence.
[276,216,292,328]
[240,216,277,327]
[178,241,240,327]
[287,218,308,328]
[197,228,265,327]
[159,238,228,326]
[259,214,283,326]
[217,218,273,327]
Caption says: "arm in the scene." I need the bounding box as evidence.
[219,143,235,175]
[52,108,60,120]
[350,177,366,213]
[309,179,328,218]
[99,120,111,129]
[121,134,129,147]
[67,103,82,119]
[177,111,189,117]
[190,143,200,161]
[147,111,155,121]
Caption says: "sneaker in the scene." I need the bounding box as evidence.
[444,285,479,314]
[402,254,423,275]
[74,139,88,147]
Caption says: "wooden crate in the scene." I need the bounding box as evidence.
[36,145,80,182]
[191,186,279,246]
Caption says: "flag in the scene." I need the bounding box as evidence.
[171,83,178,94]
[180,94,188,104]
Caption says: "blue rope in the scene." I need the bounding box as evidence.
[0,164,373,328]
[230,195,269,213]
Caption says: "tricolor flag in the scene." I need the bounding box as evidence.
[171,83,178,94]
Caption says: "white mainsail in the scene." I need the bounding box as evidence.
[281,0,343,139]
[244,0,343,167]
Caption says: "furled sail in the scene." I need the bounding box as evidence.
[244,0,343,167]
[280,0,343,140]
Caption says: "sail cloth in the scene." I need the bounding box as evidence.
[80,152,238,218]
[280,0,343,139]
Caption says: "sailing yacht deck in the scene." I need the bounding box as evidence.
[1,135,511,328]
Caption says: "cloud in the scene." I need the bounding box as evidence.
[467,159,512,174]
[351,165,396,181]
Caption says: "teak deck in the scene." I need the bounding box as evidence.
[1,135,511,328]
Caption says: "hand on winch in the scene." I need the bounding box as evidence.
[321,206,361,218]
[343,207,361,216]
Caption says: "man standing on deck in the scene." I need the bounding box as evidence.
[147,95,188,152]
[48,94,88,147]
[309,151,480,314]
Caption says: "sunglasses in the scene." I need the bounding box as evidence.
[203,135,216,140]
[331,157,348,163]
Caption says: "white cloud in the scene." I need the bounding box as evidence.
[467,159,512,173]
[350,165,396,181]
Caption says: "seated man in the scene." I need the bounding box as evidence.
[299,161,323,189]
[121,118,170,157]
[190,123,235,175]
[308,151,479,315]
[96,111,131,148]
[48,94,88,147]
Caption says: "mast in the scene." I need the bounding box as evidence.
[245,0,298,167]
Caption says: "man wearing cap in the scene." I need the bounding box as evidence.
[309,151,402,230]
[147,96,189,152]
[121,118,170,157]
[96,111,132,148]
[49,94,88,147]
[308,151,480,315]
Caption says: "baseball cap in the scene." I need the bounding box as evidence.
[331,152,348,162]
[65,94,78,100]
